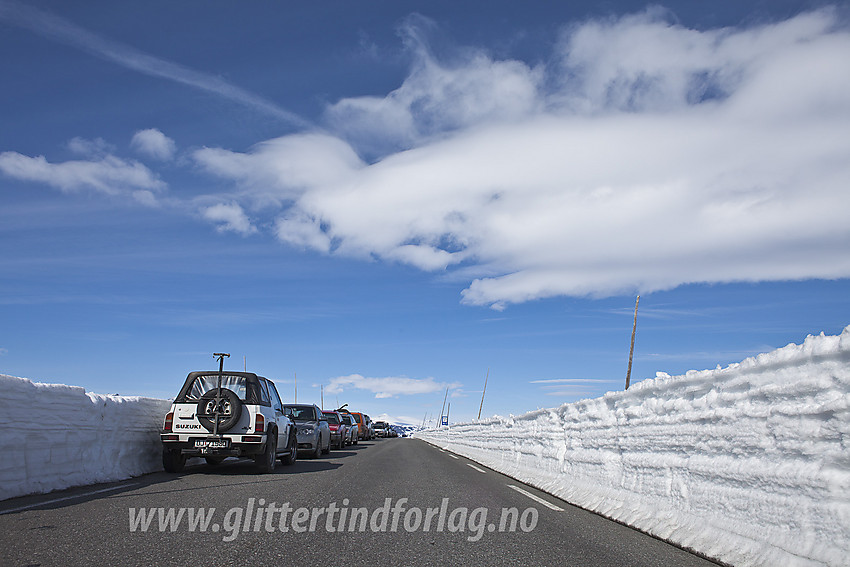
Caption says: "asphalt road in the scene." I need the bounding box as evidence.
[0,438,719,566]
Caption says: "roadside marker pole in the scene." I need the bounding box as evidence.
[477,367,489,420]
[439,387,449,427]
[625,296,640,390]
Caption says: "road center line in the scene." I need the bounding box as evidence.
[0,483,141,515]
[507,484,565,511]
[467,463,487,473]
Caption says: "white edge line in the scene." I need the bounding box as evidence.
[449,454,459,459]
[507,484,565,511]
[0,483,141,515]
[467,463,487,474]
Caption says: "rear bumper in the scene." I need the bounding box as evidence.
[162,434,266,457]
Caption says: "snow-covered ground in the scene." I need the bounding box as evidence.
[418,327,850,567]
[0,374,171,501]
[2,328,847,566]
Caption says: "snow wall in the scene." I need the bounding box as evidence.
[0,374,171,501]
[419,328,850,567]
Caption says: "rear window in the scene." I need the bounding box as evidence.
[285,405,317,421]
[185,375,248,401]
[323,412,340,424]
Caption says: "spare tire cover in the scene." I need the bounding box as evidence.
[197,388,243,432]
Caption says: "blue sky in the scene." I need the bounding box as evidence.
[1,0,849,425]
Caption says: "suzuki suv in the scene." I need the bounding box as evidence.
[161,370,296,473]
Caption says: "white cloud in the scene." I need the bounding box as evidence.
[529,379,616,384]
[324,15,543,158]
[192,133,364,204]
[274,211,331,252]
[7,9,848,309]
[189,9,850,307]
[131,129,176,161]
[0,151,165,196]
[132,190,159,207]
[67,137,114,157]
[201,202,257,235]
[325,374,461,399]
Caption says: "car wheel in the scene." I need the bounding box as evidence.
[311,438,322,459]
[197,388,243,433]
[280,430,297,466]
[255,430,277,474]
[205,457,225,466]
[322,433,331,454]
[162,448,186,473]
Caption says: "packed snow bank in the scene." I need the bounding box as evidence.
[419,327,850,567]
[0,374,171,501]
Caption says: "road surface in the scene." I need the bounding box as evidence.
[0,438,719,566]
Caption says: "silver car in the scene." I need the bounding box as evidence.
[340,412,359,445]
[284,404,331,458]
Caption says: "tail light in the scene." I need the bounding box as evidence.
[163,412,174,433]
[254,413,265,434]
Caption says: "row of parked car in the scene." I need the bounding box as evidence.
[160,370,398,473]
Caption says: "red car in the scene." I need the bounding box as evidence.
[321,410,348,449]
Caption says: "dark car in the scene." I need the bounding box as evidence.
[283,403,331,458]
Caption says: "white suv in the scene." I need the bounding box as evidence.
[161,371,296,473]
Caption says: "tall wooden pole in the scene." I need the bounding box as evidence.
[477,367,489,420]
[625,295,640,390]
[439,387,449,424]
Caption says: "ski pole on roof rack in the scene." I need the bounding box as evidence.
[212,353,230,436]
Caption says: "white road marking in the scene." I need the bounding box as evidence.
[507,484,565,511]
[0,483,141,515]
[467,463,487,474]
[449,454,459,459]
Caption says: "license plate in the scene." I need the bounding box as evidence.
[194,438,231,449]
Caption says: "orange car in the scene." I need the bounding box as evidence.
[349,412,372,440]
